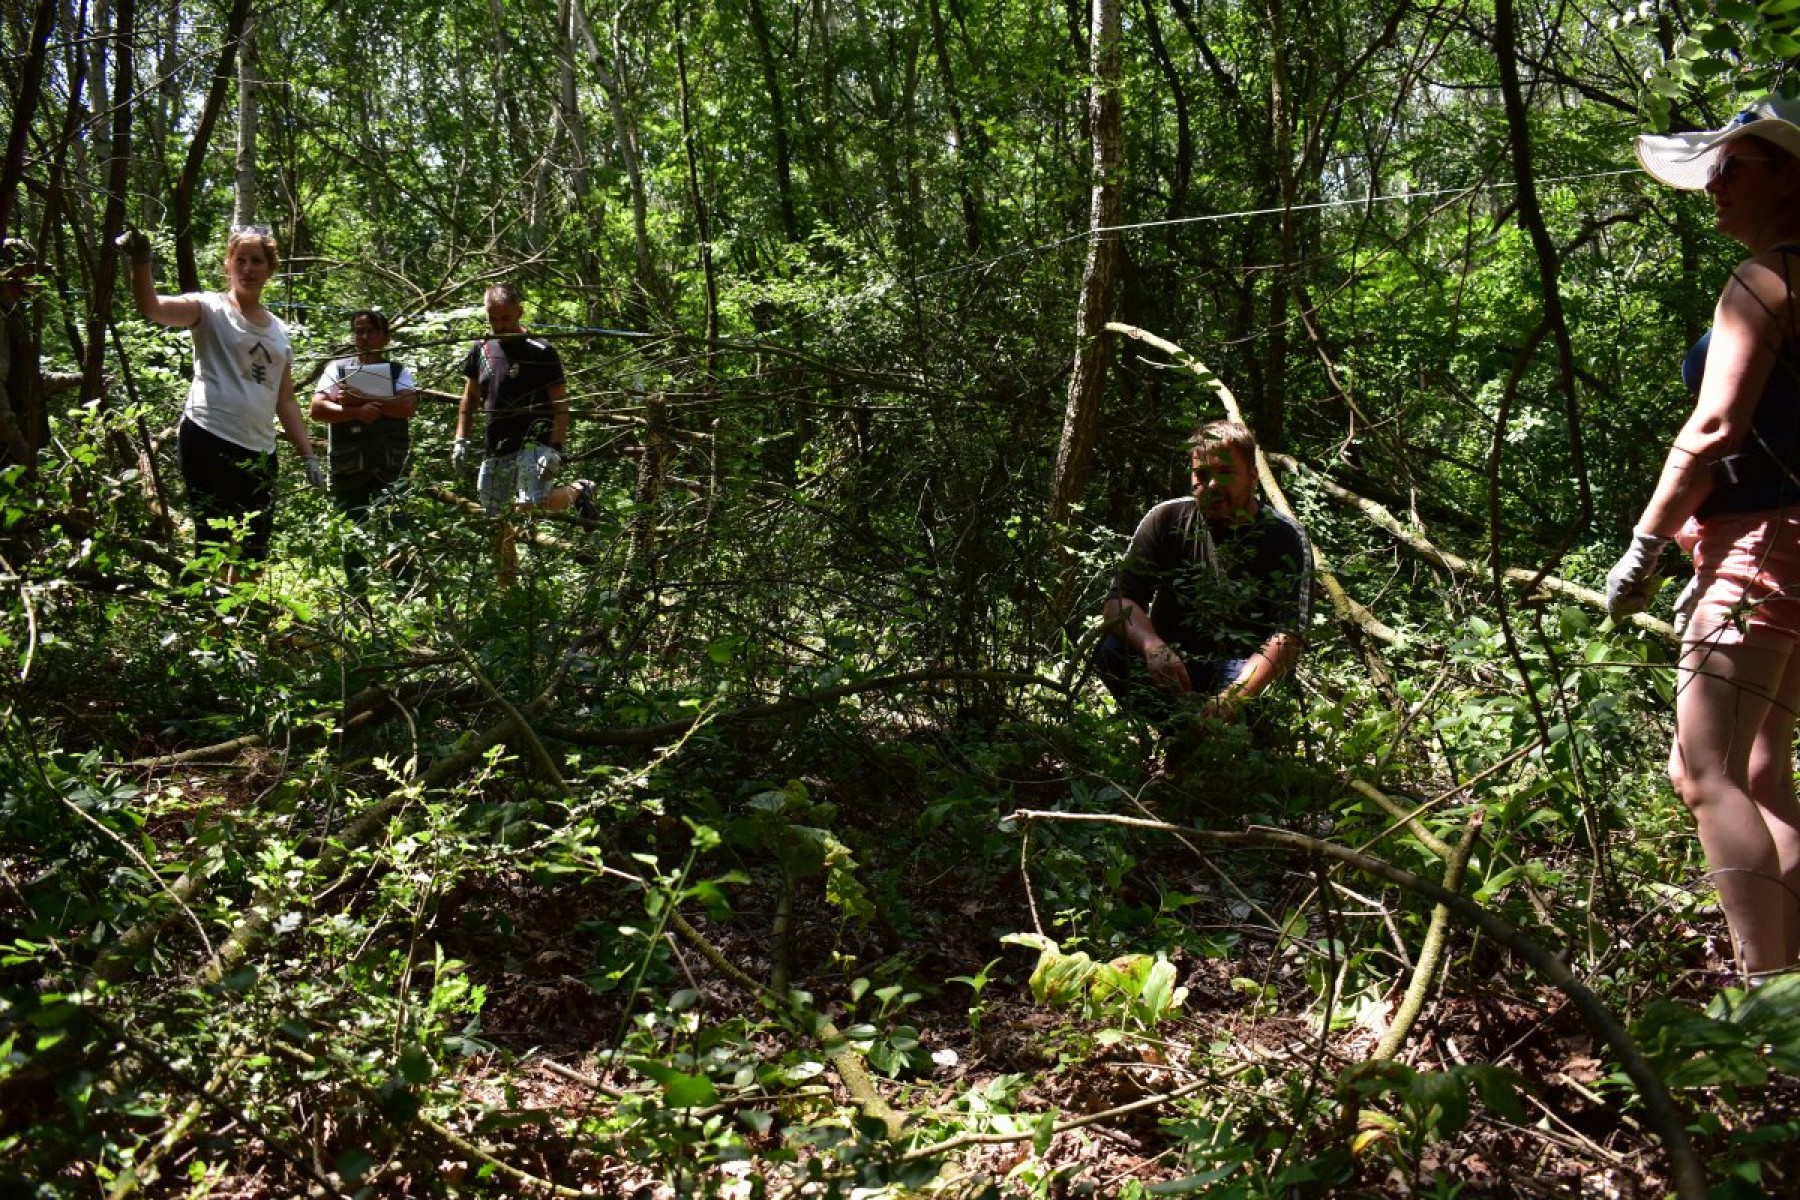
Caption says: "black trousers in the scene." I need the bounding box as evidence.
[178,417,277,563]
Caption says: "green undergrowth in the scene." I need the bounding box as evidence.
[2,406,1796,1197]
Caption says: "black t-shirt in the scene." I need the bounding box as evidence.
[1111,500,1312,663]
[462,335,566,455]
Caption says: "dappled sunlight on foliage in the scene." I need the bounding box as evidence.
[4,0,1799,1192]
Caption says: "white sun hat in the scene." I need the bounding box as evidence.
[1635,93,1800,190]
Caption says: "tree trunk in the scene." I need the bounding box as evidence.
[144,0,183,223]
[924,0,981,251]
[745,0,799,244]
[1048,0,1122,529]
[0,0,58,240]
[1136,0,1189,224]
[85,0,136,402]
[555,0,589,203]
[573,0,664,321]
[485,0,539,241]
[674,0,718,369]
[1494,0,1590,531]
[170,0,253,292]
[1261,0,1293,451]
[87,0,113,171]
[231,6,258,229]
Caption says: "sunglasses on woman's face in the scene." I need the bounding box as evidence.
[1707,155,1783,185]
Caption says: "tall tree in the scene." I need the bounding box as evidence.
[0,0,58,240]
[231,3,258,229]
[169,0,253,292]
[1049,0,1122,529]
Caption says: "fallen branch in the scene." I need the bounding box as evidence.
[455,650,912,1140]
[1271,454,1674,641]
[269,1041,581,1198]
[117,674,458,774]
[195,633,604,985]
[1372,810,1483,1061]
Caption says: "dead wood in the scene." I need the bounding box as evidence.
[1271,454,1675,641]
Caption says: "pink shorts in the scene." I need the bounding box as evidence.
[1676,511,1800,644]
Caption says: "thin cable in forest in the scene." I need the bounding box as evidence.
[916,167,1642,282]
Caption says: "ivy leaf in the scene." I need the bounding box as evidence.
[630,1058,721,1107]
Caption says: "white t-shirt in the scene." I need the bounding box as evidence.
[183,291,293,454]
[317,357,417,398]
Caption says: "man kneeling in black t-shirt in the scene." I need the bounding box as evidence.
[1095,419,1311,741]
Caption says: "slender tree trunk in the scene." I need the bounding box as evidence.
[1493,0,1590,529]
[1137,0,1190,223]
[231,6,258,228]
[170,0,253,292]
[486,0,539,241]
[82,0,147,515]
[1261,0,1293,451]
[555,0,589,203]
[0,0,59,240]
[1048,0,1122,529]
[674,0,718,369]
[85,0,134,397]
[924,0,980,251]
[144,0,183,223]
[745,0,799,243]
[41,0,91,363]
[573,0,663,321]
[86,0,111,170]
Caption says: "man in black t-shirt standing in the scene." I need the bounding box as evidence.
[1095,419,1311,737]
[453,283,596,583]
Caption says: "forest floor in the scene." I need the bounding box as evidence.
[150,727,1777,1199]
[12,639,1795,1198]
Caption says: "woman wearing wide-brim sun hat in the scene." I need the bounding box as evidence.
[1604,93,1800,988]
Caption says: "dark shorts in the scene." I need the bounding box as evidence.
[177,417,277,562]
[1094,631,1246,730]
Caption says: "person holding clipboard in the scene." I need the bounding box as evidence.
[310,309,417,593]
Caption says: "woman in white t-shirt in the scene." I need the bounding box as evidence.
[120,225,321,583]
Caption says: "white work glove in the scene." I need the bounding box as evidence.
[535,441,562,482]
[115,227,152,265]
[452,438,471,474]
[302,457,326,491]
[1604,531,1669,618]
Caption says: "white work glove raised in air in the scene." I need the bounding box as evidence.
[452,438,472,475]
[302,457,326,491]
[115,227,152,266]
[1604,531,1669,618]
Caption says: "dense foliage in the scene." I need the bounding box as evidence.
[3,0,1799,1194]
